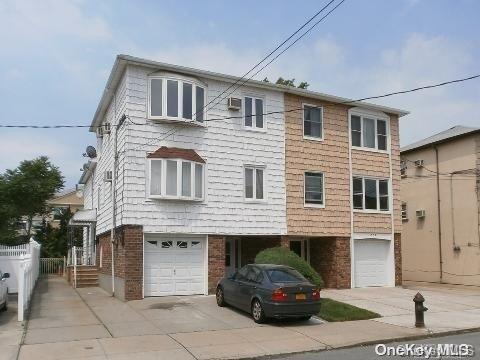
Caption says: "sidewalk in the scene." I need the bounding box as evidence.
[17,277,461,359]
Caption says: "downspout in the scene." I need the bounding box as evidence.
[450,174,456,247]
[111,94,117,297]
[111,112,127,297]
[434,146,443,282]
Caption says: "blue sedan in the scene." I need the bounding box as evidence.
[216,264,321,323]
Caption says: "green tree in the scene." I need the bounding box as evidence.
[37,208,81,257]
[1,157,64,239]
[0,175,18,245]
[298,81,310,89]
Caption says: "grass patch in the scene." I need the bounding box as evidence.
[319,298,380,322]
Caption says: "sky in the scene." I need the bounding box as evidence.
[0,0,479,187]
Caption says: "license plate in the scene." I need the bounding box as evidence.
[295,293,306,300]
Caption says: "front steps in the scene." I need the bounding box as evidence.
[67,265,99,288]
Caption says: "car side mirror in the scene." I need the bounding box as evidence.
[1,273,9,279]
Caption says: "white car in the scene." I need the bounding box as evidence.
[0,270,10,311]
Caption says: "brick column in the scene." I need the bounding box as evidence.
[310,237,351,289]
[280,235,290,248]
[208,235,225,294]
[394,233,402,286]
[124,225,143,300]
[335,237,351,289]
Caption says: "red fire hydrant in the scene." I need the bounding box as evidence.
[413,292,428,328]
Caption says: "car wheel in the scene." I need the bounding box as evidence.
[216,286,226,307]
[251,299,266,324]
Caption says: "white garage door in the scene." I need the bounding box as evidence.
[354,239,390,287]
[144,235,206,296]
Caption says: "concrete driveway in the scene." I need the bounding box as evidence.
[323,282,480,332]
[0,294,23,360]
[18,277,427,359]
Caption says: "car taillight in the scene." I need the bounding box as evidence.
[312,289,321,300]
[271,288,288,302]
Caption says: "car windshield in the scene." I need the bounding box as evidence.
[267,268,306,283]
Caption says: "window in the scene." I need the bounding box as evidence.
[350,113,388,151]
[244,96,264,130]
[148,159,204,201]
[149,76,206,123]
[161,241,173,248]
[401,202,408,221]
[352,176,390,212]
[303,105,323,139]
[245,166,264,200]
[304,172,324,206]
[400,160,407,177]
[266,268,306,283]
[177,241,188,249]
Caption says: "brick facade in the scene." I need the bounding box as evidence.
[309,237,351,289]
[394,233,402,286]
[208,235,225,294]
[96,225,143,300]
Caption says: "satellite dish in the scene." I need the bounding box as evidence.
[86,146,97,159]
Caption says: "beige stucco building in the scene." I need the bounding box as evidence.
[401,126,480,286]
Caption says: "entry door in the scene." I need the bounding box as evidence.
[225,239,236,276]
[289,239,309,262]
[354,239,390,287]
[144,236,205,296]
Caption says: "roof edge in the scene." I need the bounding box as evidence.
[401,127,480,153]
[90,54,409,129]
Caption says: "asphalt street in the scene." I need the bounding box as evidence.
[269,331,480,360]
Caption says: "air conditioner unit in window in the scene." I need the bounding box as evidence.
[414,159,424,167]
[416,209,426,218]
[102,123,111,135]
[227,97,242,110]
[104,171,113,182]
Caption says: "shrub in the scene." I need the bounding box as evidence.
[255,247,325,288]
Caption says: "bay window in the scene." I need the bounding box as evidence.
[244,96,264,130]
[353,176,389,211]
[149,76,206,123]
[148,159,204,200]
[245,166,264,200]
[350,113,388,151]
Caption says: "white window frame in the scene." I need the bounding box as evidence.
[147,158,205,201]
[147,73,207,125]
[244,165,266,202]
[350,109,390,153]
[302,103,324,141]
[401,202,408,221]
[243,95,266,131]
[304,171,325,208]
[352,176,391,213]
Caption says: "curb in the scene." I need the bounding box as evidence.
[250,326,480,360]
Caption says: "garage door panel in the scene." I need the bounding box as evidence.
[144,236,206,297]
[354,239,390,288]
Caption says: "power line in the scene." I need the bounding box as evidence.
[192,0,338,120]
[1,73,478,130]
[201,0,346,116]
[128,73,480,153]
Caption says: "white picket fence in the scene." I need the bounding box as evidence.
[0,239,41,321]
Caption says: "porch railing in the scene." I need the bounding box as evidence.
[40,258,66,276]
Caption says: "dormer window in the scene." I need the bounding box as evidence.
[148,75,206,124]
[147,147,205,201]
